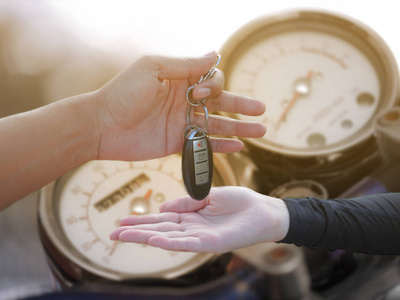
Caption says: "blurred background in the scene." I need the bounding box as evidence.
[1,1,400,299]
[1,0,400,117]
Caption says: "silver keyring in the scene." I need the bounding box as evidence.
[185,85,202,106]
[186,100,209,131]
[199,54,221,83]
[185,55,221,107]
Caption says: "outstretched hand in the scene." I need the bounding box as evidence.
[110,187,289,253]
[0,51,266,209]
[94,52,266,161]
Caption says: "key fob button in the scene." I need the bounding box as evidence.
[195,161,209,174]
[196,173,209,185]
[194,151,207,163]
[193,139,207,151]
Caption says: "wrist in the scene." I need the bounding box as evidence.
[274,197,290,241]
[262,195,290,242]
[63,92,101,163]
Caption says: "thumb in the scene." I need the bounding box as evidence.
[156,51,218,81]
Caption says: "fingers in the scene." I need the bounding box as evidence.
[191,72,266,117]
[190,88,267,140]
[149,236,204,252]
[111,213,181,240]
[160,195,208,213]
[191,69,225,100]
[119,230,155,244]
[191,113,266,138]
[116,228,187,244]
[155,52,224,102]
[112,230,207,253]
[155,51,218,81]
[109,221,183,241]
[204,91,266,116]
[209,137,244,153]
[119,212,180,226]
[110,225,212,253]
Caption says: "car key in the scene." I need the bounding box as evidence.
[182,127,213,200]
[182,54,220,200]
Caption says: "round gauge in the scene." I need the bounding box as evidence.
[375,107,400,163]
[269,180,328,199]
[39,153,237,282]
[219,10,398,157]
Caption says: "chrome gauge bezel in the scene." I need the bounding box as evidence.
[38,153,237,282]
[219,10,399,157]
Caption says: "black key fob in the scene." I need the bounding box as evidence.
[182,128,213,200]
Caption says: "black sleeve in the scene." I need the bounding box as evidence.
[279,193,400,254]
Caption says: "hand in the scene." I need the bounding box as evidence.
[0,51,265,209]
[109,187,290,253]
[93,52,266,161]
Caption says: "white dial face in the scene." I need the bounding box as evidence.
[227,30,380,155]
[57,155,210,278]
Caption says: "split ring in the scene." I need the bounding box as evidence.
[186,85,203,106]
[186,100,209,132]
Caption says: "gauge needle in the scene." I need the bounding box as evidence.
[108,241,119,257]
[274,70,314,132]
[144,189,153,200]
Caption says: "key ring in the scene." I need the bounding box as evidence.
[185,54,221,107]
[186,100,209,132]
[182,55,219,201]
[199,54,221,83]
[186,85,201,107]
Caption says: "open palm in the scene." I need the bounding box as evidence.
[110,186,289,253]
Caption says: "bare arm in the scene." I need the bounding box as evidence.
[0,94,98,208]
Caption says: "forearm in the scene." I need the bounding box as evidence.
[280,193,400,254]
[0,92,100,209]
